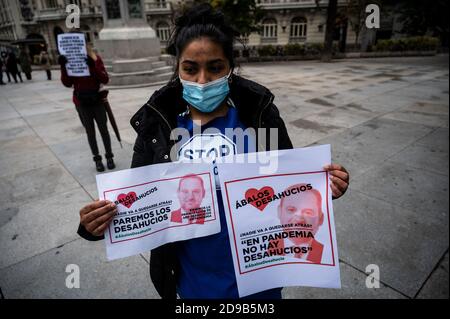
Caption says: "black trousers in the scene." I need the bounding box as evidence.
[9,72,22,83]
[76,100,113,160]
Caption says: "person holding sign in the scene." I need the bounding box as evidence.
[77,4,349,299]
[59,42,115,172]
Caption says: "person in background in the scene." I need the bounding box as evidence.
[58,43,116,172]
[39,51,51,80]
[6,51,21,83]
[0,56,4,85]
[19,48,32,80]
[16,57,24,83]
[1,51,11,83]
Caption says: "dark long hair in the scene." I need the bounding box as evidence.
[166,3,240,82]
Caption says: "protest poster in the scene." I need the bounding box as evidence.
[96,161,220,260]
[216,144,341,297]
[57,33,90,77]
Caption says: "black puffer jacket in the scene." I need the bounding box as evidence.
[77,74,293,298]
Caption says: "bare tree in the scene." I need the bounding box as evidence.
[345,0,367,46]
[322,0,338,62]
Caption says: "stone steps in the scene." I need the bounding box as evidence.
[104,55,173,87]
[108,69,172,87]
[110,58,169,73]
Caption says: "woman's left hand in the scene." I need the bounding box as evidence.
[323,164,349,199]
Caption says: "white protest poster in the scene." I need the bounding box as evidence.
[216,145,340,297]
[96,161,220,260]
[57,33,90,77]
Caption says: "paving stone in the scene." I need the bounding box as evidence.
[332,190,448,297]
[416,251,449,299]
[350,161,449,214]
[283,261,406,299]
[0,239,158,298]
[316,117,434,177]
[0,188,91,269]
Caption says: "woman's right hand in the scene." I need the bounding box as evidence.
[79,200,117,236]
[58,55,67,66]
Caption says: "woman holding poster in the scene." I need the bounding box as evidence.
[58,42,116,172]
[77,4,349,299]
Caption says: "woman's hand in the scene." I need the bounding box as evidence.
[79,200,117,236]
[58,55,67,67]
[323,164,349,199]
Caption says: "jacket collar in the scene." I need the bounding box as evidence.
[131,74,274,135]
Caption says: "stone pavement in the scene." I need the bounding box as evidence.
[0,55,448,299]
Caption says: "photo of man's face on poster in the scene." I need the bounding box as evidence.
[177,174,205,212]
[277,184,324,246]
[171,174,207,224]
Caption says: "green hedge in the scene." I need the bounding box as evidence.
[373,36,440,52]
[257,45,278,57]
[241,37,438,59]
[260,43,338,57]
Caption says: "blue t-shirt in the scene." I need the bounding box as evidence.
[175,104,282,299]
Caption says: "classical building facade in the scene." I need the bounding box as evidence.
[1,0,399,62]
[0,0,171,62]
[249,0,357,47]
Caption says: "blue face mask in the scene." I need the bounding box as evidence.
[180,71,231,113]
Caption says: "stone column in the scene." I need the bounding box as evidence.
[96,0,172,87]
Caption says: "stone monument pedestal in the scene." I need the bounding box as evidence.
[96,0,172,87]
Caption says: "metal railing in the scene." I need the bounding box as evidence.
[145,1,171,14]
[257,0,346,9]
[35,6,101,21]
[260,37,278,44]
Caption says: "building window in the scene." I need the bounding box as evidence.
[69,0,82,9]
[105,0,121,19]
[156,22,170,42]
[261,18,277,43]
[45,0,58,8]
[128,0,143,18]
[290,17,307,39]
[156,0,167,8]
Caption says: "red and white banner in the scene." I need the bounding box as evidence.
[96,162,220,260]
[217,145,341,297]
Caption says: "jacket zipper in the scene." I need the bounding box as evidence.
[146,103,178,158]
[258,94,274,128]
[146,102,173,134]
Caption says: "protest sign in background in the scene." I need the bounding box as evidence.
[57,33,90,77]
